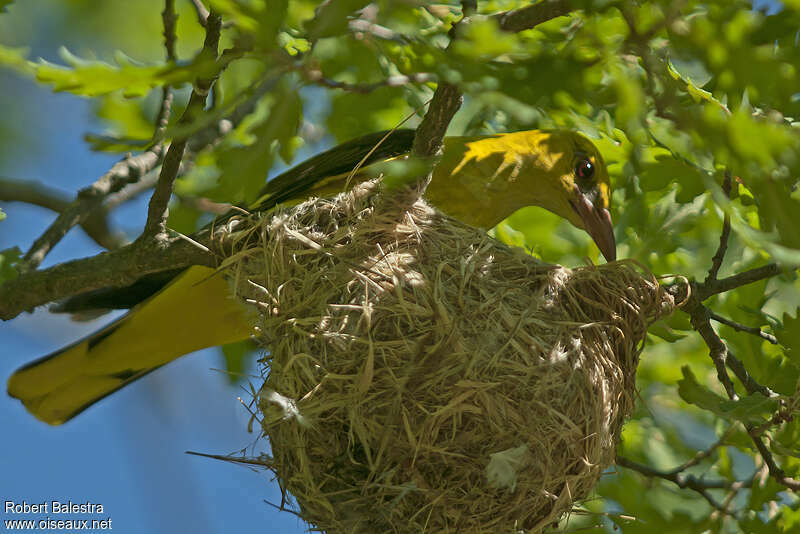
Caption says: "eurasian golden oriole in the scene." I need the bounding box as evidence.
[7,128,615,424]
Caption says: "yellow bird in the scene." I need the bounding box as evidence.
[7,128,615,425]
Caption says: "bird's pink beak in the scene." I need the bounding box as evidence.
[572,185,616,262]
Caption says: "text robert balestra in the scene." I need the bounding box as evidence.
[5,501,105,514]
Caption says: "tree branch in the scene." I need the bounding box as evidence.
[348,19,406,43]
[189,0,210,27]
[493,0,573,33]
[141,11,222,240]
[705,172,732,282]
[103,171,160,212]
[299,69,435,94]
[153,0,178,142]
[0,228,219,320]
[695,264,785,301]
[412,82,463,159]
[20,148,163,272]
[665,425,737,476]
[676,243,796,493]
[0,176,127,250]
[616,456,736,515]
[709,310,778,345]
[749,433,800,491]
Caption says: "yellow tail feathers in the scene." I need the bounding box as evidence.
[7,266,253,425]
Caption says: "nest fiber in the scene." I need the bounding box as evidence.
[225,182,672,533]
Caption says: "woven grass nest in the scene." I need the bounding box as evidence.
[223,181,673,533]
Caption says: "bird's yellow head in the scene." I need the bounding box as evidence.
[534,131,616,262]
[432,130,616,261]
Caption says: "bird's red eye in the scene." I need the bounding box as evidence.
[575,159,594,180]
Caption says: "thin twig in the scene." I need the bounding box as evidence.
[262,499,304,520]
[185,450,273,468]
[706,172,733,282]
[162,0,177,61]
[300,69,435,94]
[726,352,777,398]
[748,433,800,491]
[409,5,468,174]
[189,0,210,26]
[684,296,739,400]
[20,148,163,272]
[681,293,776,398]
[141,11,223,240]
[616,456,737,515]
[709,310,778,345]
[665,425,737,476]
[154,0,178,141]
[409,0,577,159]
[103,171,160,211]
[696,264,785,301]
[673,197,800,494]
[0,176,127,250]
[348,19,406,42]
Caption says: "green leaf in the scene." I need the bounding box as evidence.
[753,178,800,250]
[492,222,527,250]
[648,321,688,342]
[777,506,800,534]
[638,152,706,194]
[0,206,5,221]
[220,339,257,384]
[748,477,787,515]
[214,86,302,203]
[208,0,265,33]
[92,93,155,146]
[0,44,33,75]
[0,246,21,285]
[166,200,202,236]
[326,87,410,143]
[776,309,800,364]
[453,18,520,59]
[303,0,372,39]
[84,135,151,153]
[667,59,727,110]
[33,48,215,97]
[210,0,287,46]
[677,366,779,424]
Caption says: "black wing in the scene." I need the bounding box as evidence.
[251,128,415,211]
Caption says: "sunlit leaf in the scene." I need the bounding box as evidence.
[33,48,212,97]
[0,43,33,75]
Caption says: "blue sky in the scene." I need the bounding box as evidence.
[0,4,308,533]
